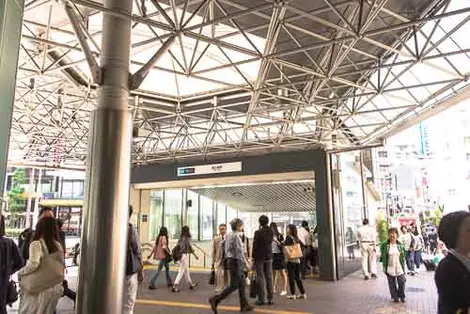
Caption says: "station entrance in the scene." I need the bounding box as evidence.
[130,149,369,281]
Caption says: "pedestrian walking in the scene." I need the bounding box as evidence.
[148,227,173,289]
[212,224,228,292]
[356,218,378,280]
[172,226,198,292]
[270,223,287,296]
[209,218,254,314]
[399,226,415,275]
[380,228,406,303]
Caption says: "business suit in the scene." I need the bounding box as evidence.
[252,226,274,304]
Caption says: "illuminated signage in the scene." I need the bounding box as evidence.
[177,162,242,177]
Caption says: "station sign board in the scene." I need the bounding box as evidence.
[177,162,242,177]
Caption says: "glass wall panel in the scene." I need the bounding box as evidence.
[226,207,237,225]
[164,189,183,240]
[200,196,214,240]
[187,190,199,240]
[150,190,163,242]
[216,203,226,226]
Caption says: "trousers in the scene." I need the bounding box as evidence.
[174,254,193,286]
[254,259,273,303]
[123,273,138,314]
[360,243,377,277]
[386,274,406,300]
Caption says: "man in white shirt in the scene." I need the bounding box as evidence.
[356,218,378,280]
[298,221,313,278]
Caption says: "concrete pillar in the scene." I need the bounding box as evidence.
[0,0,24,209]
[315,150,337,281]
[76,0,134,312]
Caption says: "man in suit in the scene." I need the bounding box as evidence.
[212,223,228,292]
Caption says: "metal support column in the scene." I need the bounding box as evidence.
[359,151,368,219]
[76,0,134,312]
[0,0,24,214]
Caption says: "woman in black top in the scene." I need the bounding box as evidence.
[435,211,470,314]
[284,224,306,300]
[172,226,198,292]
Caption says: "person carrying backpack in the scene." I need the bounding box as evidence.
[0,215,24,314]
[124,205,143,314]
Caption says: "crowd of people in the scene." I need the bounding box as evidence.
[144,216,315,313]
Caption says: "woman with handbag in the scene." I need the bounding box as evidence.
[284,225,306,300]
[172,226,198,292]
[148,227,173,289]
[18,217,65,314]
[0,215,24,314]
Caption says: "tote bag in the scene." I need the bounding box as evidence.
[283,243,303,260]
[20,241,65,295]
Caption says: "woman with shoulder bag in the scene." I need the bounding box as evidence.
[148,227,173,289]
[0,215,24,314]
[18,217,65,314]
[284,225,306,300]
[172,226,198,292]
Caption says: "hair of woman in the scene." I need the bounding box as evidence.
[0,215,5,237]
[270,222,280,238]
[287,224,298,239]
[438,211,470,249]
[33,216,60,253]
[181,225,191,238]
[156,226,169,245]
[388,227,399,236]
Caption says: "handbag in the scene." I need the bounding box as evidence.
[19,241,65,295]
[164,248,173,262]
[172,245,182,262]
[209,268,216,285]
[6,280,19,305]
[283,243,303,260]
[249,273,257,298]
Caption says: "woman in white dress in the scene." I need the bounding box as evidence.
[18,217,64,314]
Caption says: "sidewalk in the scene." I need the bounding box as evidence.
[8,266,438,314]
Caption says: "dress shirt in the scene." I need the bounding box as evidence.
[225,231,244,263]
[356,225,377,244]
[298,227,312,246]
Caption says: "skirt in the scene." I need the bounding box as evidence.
[273,253,286,270]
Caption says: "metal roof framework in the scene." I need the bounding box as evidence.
[8,0,470,167]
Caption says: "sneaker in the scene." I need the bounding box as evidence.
[172,286,180,293]
[190,283,198,290]
[371,274,378,279]
[280,290,287,296]
[148,285,157,290]
[364,276,370,280]
[267,300,274,305]
[241,305,254,312]
[287,295,296,300]
[297,294,307,300]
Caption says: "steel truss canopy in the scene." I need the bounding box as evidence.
[8,0,470,167]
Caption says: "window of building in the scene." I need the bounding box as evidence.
[61,180,84,198]
[150,190,164,242]
[200,196,214,240]
[186,190,199,241]
[164,189,183,240]
[378,151,388,158]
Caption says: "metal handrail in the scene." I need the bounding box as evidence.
[189,243,210,269]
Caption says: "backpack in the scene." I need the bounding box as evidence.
[18,228,34,260]
[126,224,141,276]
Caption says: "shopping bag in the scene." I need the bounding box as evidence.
[283,243,303,260]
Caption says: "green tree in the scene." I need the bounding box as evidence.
[376,211,388,243]
[7,168,26,214]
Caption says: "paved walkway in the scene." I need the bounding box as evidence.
[8,266,438,314]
